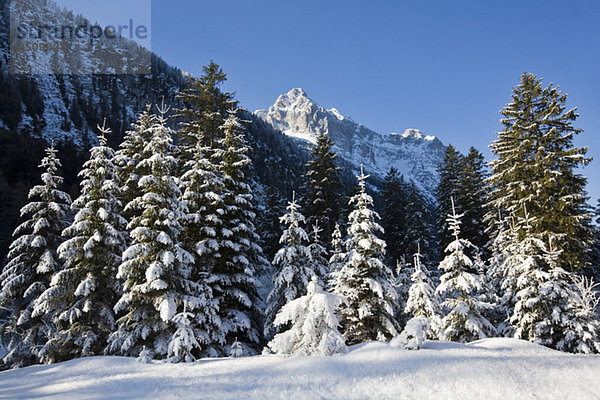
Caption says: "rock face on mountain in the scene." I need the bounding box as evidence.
[255,88,445,199]
[0,0,185,148]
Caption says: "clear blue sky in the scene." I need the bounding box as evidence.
[59,0,600,202]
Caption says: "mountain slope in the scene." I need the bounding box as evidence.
[0,0,186,148]
[256,88,445,199]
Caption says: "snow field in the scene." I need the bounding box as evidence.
[1,338,599,400]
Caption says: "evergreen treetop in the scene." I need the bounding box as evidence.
[436,198,495,343]
[457,147,489,256]
[331,166,398,345]
[381,167,407,266]
[303,133,342,248]
[436,145,464,253]
[406,246,440,335]
[208,111,267,354]
[0,145,71,367]
[33,123,126,362]
[176,61,237,155]
[113,104,156,218]
[108,105,219,360]
[265,193,314,339]
[487,72,591,271]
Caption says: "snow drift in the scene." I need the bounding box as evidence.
[1,338,599,399]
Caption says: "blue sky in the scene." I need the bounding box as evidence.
[57,0,600,202]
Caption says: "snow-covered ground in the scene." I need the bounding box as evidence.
[1,338,599,400]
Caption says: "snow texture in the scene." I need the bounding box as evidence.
[1,339,599,399]
[269,277,347,356]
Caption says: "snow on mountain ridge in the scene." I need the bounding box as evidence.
[255,88,446,200]
[391,129,436,141]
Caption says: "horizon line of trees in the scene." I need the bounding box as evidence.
[1,68,600,369]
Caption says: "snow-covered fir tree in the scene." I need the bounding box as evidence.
[436,198,495,343]
[405,247,440,339]
[403,181,436,264]
[436,146,489,261]
[331,166,399,345]
[265,193,315,339]
[0,146,71,367]
[381,167,408,266]
[587,199,600,280]
[107,106,213,361]
[256,186,286,262]
[457,148,489,258]
[483,209,518,334]
[168,307,201,362]
[175,61,236,167]
[508,233,573,348]
[391,316,430,350]
[505,207,600,352]
[209,112,268,355]
[268,277,347,356]
[112,105,156,222]
[32,123,127,363]
[486,72,592,272]
[328,223,345,274]
[137,346,153,364]
[392,256,412,329]
[176,62,251,356]
[229,338,244,357]
[563,275,600,354]
[436,145,464,254]
[177,140,225,357]
[303,133,342,249]
[307,222,329,284]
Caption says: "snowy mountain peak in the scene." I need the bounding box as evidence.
[255,90,446,200]
[327,107,347,121]
[271,88,314,112]
[390,129,437,141]
[284,87,309,100]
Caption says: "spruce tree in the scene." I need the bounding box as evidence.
[175,61,236,163]
[328,223,345,274]
[175,62,242,356]
[331,167,398,344]
[587,199,600,280]
[392,257,412,329]
[508,232,570,349]
[256,186,286,262]
[405,248,441,339]
[112,105,156,222]
[210,112,267,355]
[403,181,436,263]
[268,277,347,356]
[177,129,225,357]
[107,107,217,360]
[33,123,126,362]
[504,206,600,352]
[0,146,71,367]
[308,222,329,284]
[457,147,489,257]
[303,133,342,248]
[562,275,600,354]
[265,194,315,339]
[486,72,592,272]
[436,145,464,254]
[381,167,407,266]
[436,199,495,343]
